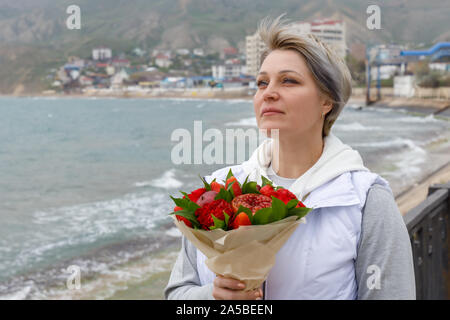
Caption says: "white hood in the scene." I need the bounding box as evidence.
[241,133,369,201]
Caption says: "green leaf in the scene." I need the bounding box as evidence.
[180,191,190,198]
[171,209,200,229]
[240,175,250,192]
[271,196,287,221]
[209,214,225,230]
[170,195,185,208]
[226,168,234,181]
[286,199,299,210]
[261,175,273,187]
[252,207,273,225]
[170,196,193,211]
[224,212,231,230]
[215,187,233,203]
[226,180,236,197]
[174,192,201,212]
[199,175,212,191]
[286,206,312,219]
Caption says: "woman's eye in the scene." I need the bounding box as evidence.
[257,80,268,87]
[283,78,298,84]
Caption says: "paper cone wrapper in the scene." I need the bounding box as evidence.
[172,215,306,291]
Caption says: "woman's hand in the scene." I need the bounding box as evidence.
[212,275,263,300]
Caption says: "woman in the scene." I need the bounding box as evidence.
[164,16,416,300]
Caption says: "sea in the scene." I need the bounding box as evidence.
[0,96,449,299]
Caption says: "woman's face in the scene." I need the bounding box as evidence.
[253,49,332,139]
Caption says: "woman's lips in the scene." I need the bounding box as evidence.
[262,111,283,116]
[261,107,284,116]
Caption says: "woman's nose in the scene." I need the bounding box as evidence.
[262,85,280,101]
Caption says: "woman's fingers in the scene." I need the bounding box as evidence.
[212,276,263,300]
[214,275,246,290]
[213,286,262,300]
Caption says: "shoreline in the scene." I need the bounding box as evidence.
[0,90,255,101]
[2,92,449,111]
[395,161,450,216]
[348,96,450,117]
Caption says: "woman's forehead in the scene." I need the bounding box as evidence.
[260,50,307,75]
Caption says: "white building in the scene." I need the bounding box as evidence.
[245,32,267,78]
[111,69,129,88]
[309,20,346,58]
[176,48,190,56]
[193,48,205,57]
[370,65,399,80]
[394,75,415,97]
[245,19,346,77]
[92,47,112,61]
[429,63,449,72]
[212,63,245,80]
[155,54,172,68]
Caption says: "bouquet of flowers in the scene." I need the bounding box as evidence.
[169,169,312,291]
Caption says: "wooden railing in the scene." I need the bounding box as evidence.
[403,182,450,299]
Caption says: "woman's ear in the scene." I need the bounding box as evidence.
[322,99,333,116]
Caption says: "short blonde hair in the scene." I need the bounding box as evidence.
[257,14,352,137]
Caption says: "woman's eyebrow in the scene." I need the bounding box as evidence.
[258,70,304,77]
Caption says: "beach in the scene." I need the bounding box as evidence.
[395,162,450,215]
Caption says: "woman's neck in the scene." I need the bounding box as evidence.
[271,131,324,179]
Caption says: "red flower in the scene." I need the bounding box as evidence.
[187,188,207,203]
[272,188,297,204]
[259,185,275,197]
[210,181,224,193]
[225,176,242,197]
[195,199,234,230]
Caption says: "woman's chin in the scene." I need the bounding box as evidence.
[258,126,283,138]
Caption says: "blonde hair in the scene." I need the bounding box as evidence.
[257,14,352,137]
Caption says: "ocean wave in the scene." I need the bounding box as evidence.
[345,103,364,109]
[224,99,252,104]
[0,237,180,300]
[334,122,382,131]
[42,250,179,300]
[141,169,183,190]
[397,114,439,123]
[225,117,257,127]
[351,137,426,152]
[0,190,174,282]
[0,285,32,300]
[134,181,153,187]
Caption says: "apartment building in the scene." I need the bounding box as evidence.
[246,19,346,77]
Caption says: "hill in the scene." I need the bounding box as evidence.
[0,0,448,94]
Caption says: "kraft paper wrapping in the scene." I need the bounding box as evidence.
[172,215,306,291]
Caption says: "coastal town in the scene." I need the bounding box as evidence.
[44,18,450,100]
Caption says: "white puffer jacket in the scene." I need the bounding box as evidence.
[197,133,391,299]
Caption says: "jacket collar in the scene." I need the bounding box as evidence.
[302,172,361,210]
[241,133,369,201]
